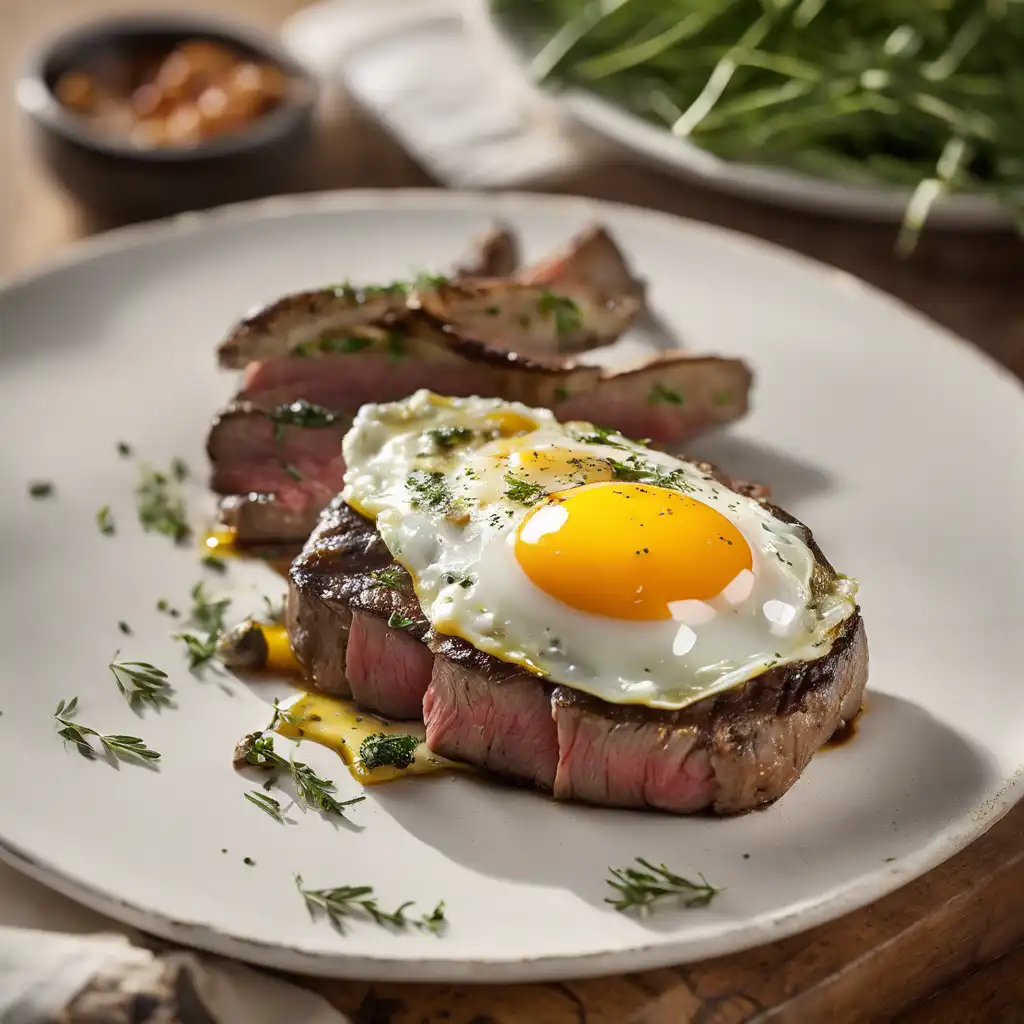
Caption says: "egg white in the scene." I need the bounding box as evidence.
[342,390,858,710]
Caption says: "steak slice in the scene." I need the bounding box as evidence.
[288,493,867,813]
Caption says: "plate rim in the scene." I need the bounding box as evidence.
[1,187,1021,981]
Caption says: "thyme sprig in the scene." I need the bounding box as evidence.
[605,858,719,915]
[245,789,284,822]
[172,582,231,669]
[295,875,446,935]
[109,656,173,710]
[53,697,161,762]
[136,462,191,545]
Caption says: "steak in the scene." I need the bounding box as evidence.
[288,487,867,814]
[214,340,752,547]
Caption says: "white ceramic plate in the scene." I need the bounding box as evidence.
[0,191,1021,982]
[465,0,1010,227]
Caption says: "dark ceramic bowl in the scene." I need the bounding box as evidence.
[17,14,319,223]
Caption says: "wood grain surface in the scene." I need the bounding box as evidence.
[2,1,1022,1021]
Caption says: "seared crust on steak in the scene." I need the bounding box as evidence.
[288,469,867,813]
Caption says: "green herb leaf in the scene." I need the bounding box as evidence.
[648,383,685,406]
[370,566,407,590]
[53,697,161,762]
[503,472,546,505]
[359,733,419,770]
[387,611,415,630]
[605,858,718,915]
[136,463,191,545]
[296,875,444,934]
[116,441,133,458]
[28,481,54,499]
[425,426,475,452]
[96,505,116,536]
[245,789,284,822]
[537,291,583,338]
[110,655,174,710]
[269,399,343,435]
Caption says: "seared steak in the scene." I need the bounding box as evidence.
[288,488,867,814]
[214,341,752,546]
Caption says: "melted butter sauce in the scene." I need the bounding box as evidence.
[275,693,457,785]
[209,527,455,786]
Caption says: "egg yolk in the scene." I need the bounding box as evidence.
[514,482,753,620]
[485,410,538,436]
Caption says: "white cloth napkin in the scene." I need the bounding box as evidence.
[281,0,610,189]
[0,861,347,1023]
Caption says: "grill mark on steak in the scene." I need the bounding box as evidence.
[288,488,867,813]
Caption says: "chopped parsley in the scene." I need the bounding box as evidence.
[118,621,132,636]
[441,572,474,589]
[406,470,459,514]
[28,481,54,499]
[96,505,116,536]
[386,331,406,361]
[537,291,583,338]
[201,554,228,574]
[504,473,546,505]
[270,399,342,441]
[606,453,696,493]
[648,383,685,406]
[387,611,415,630]
[370,566,407,590]
[359,732,419,770]
[136,463,190,545]
[553,387,570,403]
[425,425,474,452]
[323,335,371,354]
[572,425,629,449]
[116,441,133,458]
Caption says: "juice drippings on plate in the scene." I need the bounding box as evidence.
[822,707,863,749]
[275,693,455,785]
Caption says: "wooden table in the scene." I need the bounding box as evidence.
[3,1,1023,1020]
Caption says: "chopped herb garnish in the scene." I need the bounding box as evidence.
[172,582,231,670]
[359,732,419,770]
[201,554,227,574]
[406,470,458,514]
[116,441,133,458]
[118,621,132,636]
[425,425,474,452]
[110,656,173,710]
[518,313,531,328]
[53,697,161,762]
[370,566,407,590]
[537,291,583,338]
[296,875,446,935]
[648,383,685,406]
[503,472,546,505]
[270,399,342,442]
[572,425,629,449]
[387,611,415,630]
[441,571,474,589]
[171,458,189,482]
[283,463,303,482]
[245,789,283,822]
[96,505,116,536]
[136,464,190,545]
[236,727,365,820]
[243,856,256,866]
[156,598,180,618]
[386,331,406,361]
[605,858,718,915]
[553,387,570,403]
[484,305,500,316]
[28,481,54,499]
[323,335,372,354]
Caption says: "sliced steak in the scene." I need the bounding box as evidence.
[288,492,867,813]
[423,636,560,790]
[218,494,316,551]
[517,224,646,303]
[453,222,521,279]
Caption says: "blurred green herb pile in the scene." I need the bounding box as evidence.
[492,0,1024,248]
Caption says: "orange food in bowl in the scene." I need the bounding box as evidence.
[53,38,291,149]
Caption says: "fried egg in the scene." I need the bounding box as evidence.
[342,391,858,710]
